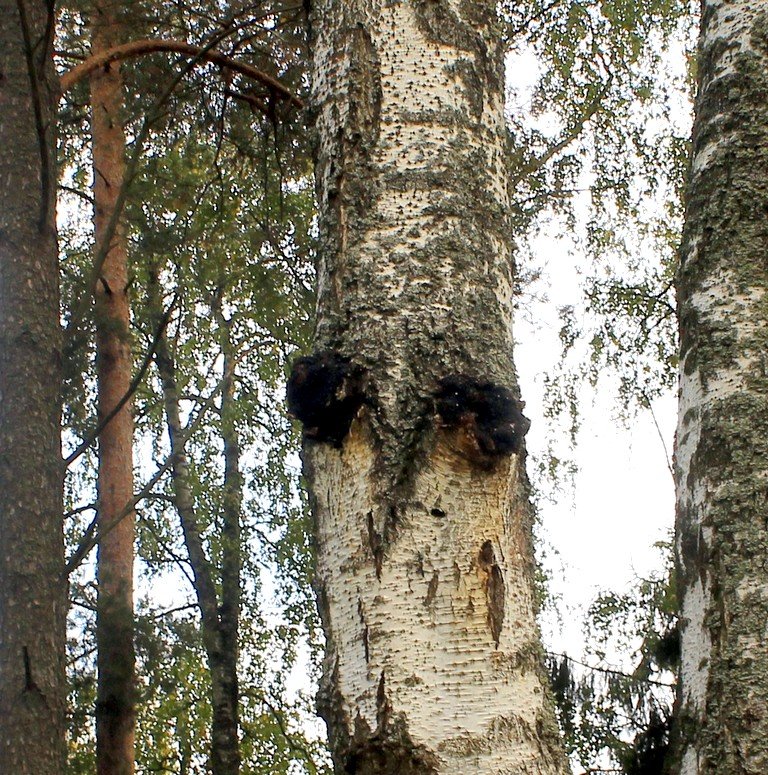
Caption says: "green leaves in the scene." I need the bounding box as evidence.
[59,1,323,770]
[549,544,678,773]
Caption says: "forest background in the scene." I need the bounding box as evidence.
[2,0,697,772]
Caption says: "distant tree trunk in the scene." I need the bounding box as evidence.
[148,273,241,775]
[0,2,66,774]
[213,292,242,764]
[675,1,768,773]
[90,4,137,774]
[295,1,568,771]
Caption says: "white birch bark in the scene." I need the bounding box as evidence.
[301,1,568,771]
[675,1,768,771]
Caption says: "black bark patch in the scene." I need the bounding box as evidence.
[344,680,440,774]
[435,374,530,461]
[367,510,384,580]
[22,646,39,692]
[424,570,439,608]
[376,670,390,726]
[358,600,370,663]
[287,351,366,447]
[479,539,505,647]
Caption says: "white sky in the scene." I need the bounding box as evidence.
[505,37,686,666]
[515,231,677,665]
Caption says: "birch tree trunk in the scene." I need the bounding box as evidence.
[294,1,568,771]
[213,296,242,762]
[675,1,768,772]
[148,273,241,775]
[90,3,137,773]
[0,2,66,773]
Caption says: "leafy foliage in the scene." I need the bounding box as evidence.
[502,0,694,498]
[58,1,326,772]
[55,0,696,770]
[548,543,678,774]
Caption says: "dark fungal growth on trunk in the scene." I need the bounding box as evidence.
[287,351,366,447]
[434,374,530,462]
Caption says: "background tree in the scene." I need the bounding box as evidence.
[57,2,322,771]
[0,2,66,774]
[675,0,768,771]
[548,544,678,774]
[88,3,138,772]
[500,0,693,479]
[0,0,699,771]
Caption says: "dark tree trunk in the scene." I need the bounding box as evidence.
[148,273,241,775]
[0,2,66,774]
[214,297,242,767]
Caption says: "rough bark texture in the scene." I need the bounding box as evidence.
[305,1,568,772]
[91,4,137,773]
[149,276,241,775]
[0,2,66,773]
[675,2,768,772]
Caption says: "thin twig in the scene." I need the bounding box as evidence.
[63,295,176,468]
[548,651,675,689]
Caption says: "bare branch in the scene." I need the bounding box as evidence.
[59,38,303,109]
[59,183,95,207]
[64,371,227,576]
[63,295,176,469]
[547,651,675,688]
[511,82,611,188]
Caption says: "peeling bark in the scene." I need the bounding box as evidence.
[90,4,137,773]
[304,1,568,771]
[675,2,768,772]
[0,2,66,773]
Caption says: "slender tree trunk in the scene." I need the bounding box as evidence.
[214,297,242,762]
[675,1,768,772]
[0,2,66,774]
[148,274,241,775]
[90,4,137,773]
[296,1,568,771]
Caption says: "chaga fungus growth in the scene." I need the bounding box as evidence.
[434,374,530,462]
[287,351,366,447]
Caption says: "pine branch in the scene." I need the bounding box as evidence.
[59,38,303,109]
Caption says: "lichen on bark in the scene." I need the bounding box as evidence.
[675,1,768,771]
[306,0,567,771]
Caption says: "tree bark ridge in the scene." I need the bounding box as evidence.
[91,4,137,771]
[0,2,66,773]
